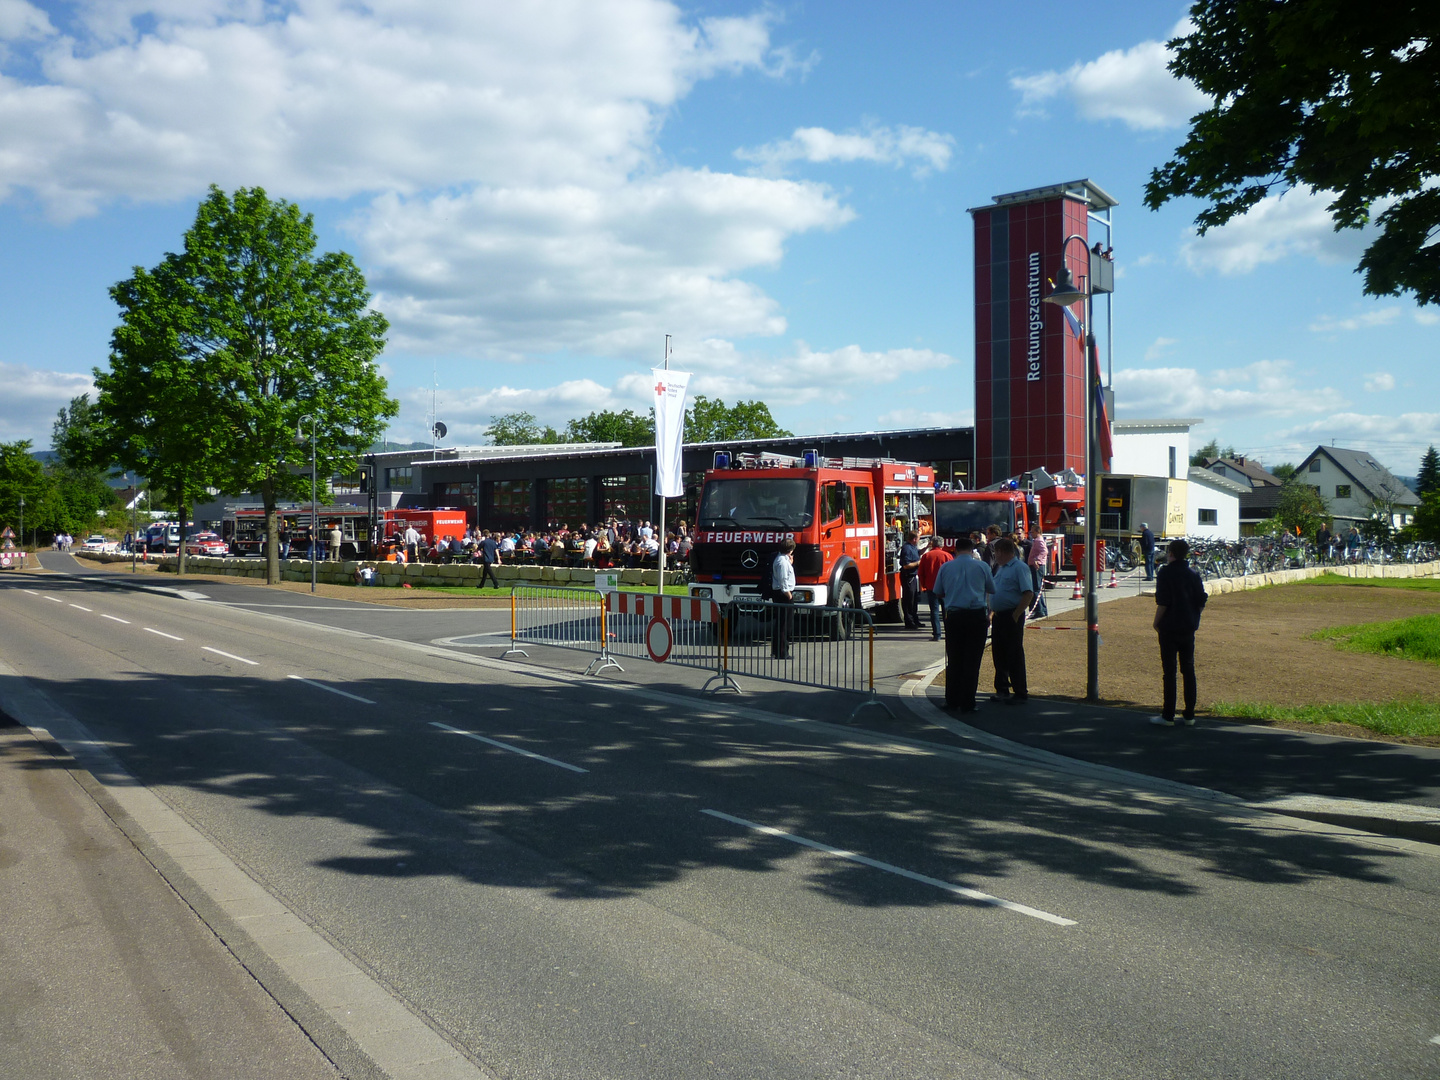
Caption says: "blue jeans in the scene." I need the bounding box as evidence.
[1144,549,1156,580]
[925,591,943,638]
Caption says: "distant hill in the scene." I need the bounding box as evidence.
[1396,475,1419,494]
[368,439,437,452]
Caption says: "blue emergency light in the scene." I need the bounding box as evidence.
[713,451,730,469]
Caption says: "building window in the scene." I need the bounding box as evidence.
[601,475,650,523]
[1169,446,1177,479]
[437,481,475,509]
[1335,484,1351,499]
[491,480,532,531]
[385,466,412,489]
[545,477,589,528]
[1309,459,1322,472]
[1198,508,1218,525]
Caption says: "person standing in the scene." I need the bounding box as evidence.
[1025,523,1049,618]
[931,535,994,713]
[899,530,922,629]
[770,537,796,660]
[327,522,343,561]
[917,537,953,641]
[1149,538,1208,727]
[1140,522,1156,581]
[988,538,1034,704]
[403,522,420,564]
[476,530,501,588]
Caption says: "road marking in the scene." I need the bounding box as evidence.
[287,674,375,704]
[177,590,210,601]
[430,720,588,774]
[70,604,93,612]
[101,613,130,623]
[202,646,258,666]
[144,628,183,641]
[44,596,63,603]
[1431,1034,1440,1046]
[22,589,37,595]
[700,809,1077,927]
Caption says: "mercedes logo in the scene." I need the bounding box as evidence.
[740,549,759,569]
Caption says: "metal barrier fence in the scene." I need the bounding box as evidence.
[504,586,889,717]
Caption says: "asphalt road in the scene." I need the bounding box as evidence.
[3,566,1439,1079]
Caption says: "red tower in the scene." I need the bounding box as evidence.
[969,180,1115,489]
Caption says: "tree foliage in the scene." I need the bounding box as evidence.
[97,186,396,581]
[566,409,654,447]
[1263,476,1331,538]
[1189,438,1237,466]
[486,411,564,445]
[1418,445,1440,497]
[1412,491,1440,543]
[1271,462,1297,480]
[684,397,792,443]
[1146,2,1440,305]
[487,398,790,448]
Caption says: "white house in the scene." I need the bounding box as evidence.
[1110,419,1200,480]
[1185,468,1244,541]
[1293,445,1420,530]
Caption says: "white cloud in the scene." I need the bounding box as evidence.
[1113,358,1346,420]
[356,171,853,357]
[1010,21,1207,130]
[1362,372,1396,393]
[1181,185,1376,276]
[736,122,955,177]
[1272,412,1440,470]
[1143,336,1178,362]
[389,341,957,443]
[1415,309,1440,326]
[0,0,53,42]
[0,1,795,219]
[0,362,95,444]
[1310,308,1401,333]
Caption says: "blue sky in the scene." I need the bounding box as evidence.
[0,0,1435,475]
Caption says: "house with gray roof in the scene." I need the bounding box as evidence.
[1201,455,1284,535]
[1293,445,1421,531]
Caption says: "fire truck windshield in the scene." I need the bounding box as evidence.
[698,478,815,530]
[935,498,1016,537]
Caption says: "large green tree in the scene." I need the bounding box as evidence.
[565,409,654,447]
[684,397,792,443]
[1417,445,1440,497]
[1146,2,1440,305]
[50,395,122,540]
[486,411,564,446]
[0,441,57,545]
[99,186,396,583]
[1189,438,1236,467]
[1264,476,1330,538]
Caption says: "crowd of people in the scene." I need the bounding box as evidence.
[381,519,695,582]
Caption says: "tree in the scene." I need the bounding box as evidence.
[99,186,396,583]
[1189,438,1236,466]
[1266,476,1330,538]
[1146,3,1440,306]
[1271,462,1297,480]
[0,441,57,544]
[685,397,792,443]
[1412,491,1440,543]
[486,411,563,445]
[1418,445,1440,497]
[565,409,654,447]
[50,395,120,537]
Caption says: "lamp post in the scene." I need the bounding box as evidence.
[18,494,23,567]
[1043,234,1100,702]
[130,472,138,573]
[297,415,317,593]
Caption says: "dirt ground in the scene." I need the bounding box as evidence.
[945,582,1440,745]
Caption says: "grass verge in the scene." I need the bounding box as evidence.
[391,582,694,597]
[1311,614,1440,665]
[1302,572,1440,591]
[1212,699,1440,740]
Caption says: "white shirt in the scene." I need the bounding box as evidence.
[583,538,598,558]
[771,553,795,594]
[499,536,516,554]
[404,526,420,546]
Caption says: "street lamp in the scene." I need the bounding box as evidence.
[18,494,23,567]
[297,415,317,594]
[129,472,138,573]
[1043,233,1100,702]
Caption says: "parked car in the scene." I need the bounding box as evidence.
[183,531,229,557]
[80,534,121,553]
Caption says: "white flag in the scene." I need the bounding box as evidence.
[652,368,691,498]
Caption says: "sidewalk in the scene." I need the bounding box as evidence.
[0,718,344,1080]
[920,681,1440,844]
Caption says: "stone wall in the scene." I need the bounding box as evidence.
[1202,560,1440,594]
[72,551,680,588]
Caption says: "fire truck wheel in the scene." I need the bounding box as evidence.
[830,581,857,641]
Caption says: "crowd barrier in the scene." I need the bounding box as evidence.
[504,585,889,717]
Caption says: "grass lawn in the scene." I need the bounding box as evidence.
[1301,572,1440,592]
[1311,613,1440,665]
[1212,699,1440,740]
[394,582,694,597]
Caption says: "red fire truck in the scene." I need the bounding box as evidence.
[687,452,935,622]
[223,506,468,559]
[934,468,1086,569]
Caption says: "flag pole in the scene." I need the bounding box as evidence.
[657,335,670,595]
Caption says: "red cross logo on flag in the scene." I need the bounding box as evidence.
[655,381,666,396]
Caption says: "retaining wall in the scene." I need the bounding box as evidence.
[72,551,680,588]
[1202,559,1440,594]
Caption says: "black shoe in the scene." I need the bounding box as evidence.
[991,693,1011,702]
[1005,695,1028,705]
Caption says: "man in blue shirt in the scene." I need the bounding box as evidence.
[931,535,994,712]
[988,537,1034,703]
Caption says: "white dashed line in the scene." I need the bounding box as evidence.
[44,596,62,603]
[202,646,258,666]
[22,589,37,595]
[100,613,130,624]
[1430,1034,1440,1046]
[430,721,588,774]
[700,809,1077,927]
[70,604,93,612]
[144,628,183,641]
[286,675,375,704]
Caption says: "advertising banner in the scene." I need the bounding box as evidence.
[652,368,691,497]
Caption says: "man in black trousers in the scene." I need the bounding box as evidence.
[930,535,994,713]
[1150,538,1208,727]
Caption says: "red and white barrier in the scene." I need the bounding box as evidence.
[606,591,721,624]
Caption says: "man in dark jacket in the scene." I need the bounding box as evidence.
[477,530,501,589]
[1149,538,1207,727]
[1140,523,1156,580]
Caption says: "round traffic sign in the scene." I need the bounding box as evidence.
[644,615,673,663]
